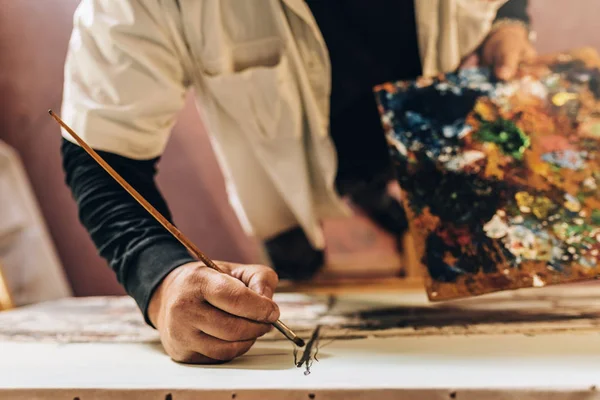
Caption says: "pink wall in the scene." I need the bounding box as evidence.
[0,1,258,297]
[530,0,600,55]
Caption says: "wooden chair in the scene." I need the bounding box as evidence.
[0,260,14,311]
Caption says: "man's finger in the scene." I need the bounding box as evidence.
[229,264,279,299]
[210,261,278,299]
[494,41,522,80]
[522,44,537,63]
[201,269,280,323]
[459,53,480,70]
[192,302,273,342]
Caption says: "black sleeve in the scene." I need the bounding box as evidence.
[495,0,530,24]
[61,139,195,326]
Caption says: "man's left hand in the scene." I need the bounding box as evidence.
[461,23,537,81]
[482,23,537,80]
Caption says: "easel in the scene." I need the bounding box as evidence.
[0,260,15,311]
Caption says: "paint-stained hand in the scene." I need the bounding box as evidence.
[147,261,280,364]
[460,23,536,80]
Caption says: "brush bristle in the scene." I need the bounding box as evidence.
[293,337,305,347]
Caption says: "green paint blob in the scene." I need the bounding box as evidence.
[577,191,588,202]
[592,209,600,225]
[475,119,531,160]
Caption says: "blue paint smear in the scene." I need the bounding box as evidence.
[375,67,496,161]
[541,150,587,170]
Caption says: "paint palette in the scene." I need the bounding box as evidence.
[375,50,600,300]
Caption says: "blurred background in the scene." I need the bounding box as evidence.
[0,0,598,297]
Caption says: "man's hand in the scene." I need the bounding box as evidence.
[148,261,280,364]
[460,23,536,80]
[482,23,537,80]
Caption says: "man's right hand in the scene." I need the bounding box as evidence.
[147,261,280,364]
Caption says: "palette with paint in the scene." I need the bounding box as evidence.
[375,50,600,301]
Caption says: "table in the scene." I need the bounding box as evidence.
[2,285,600,399]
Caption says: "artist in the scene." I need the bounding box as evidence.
[60,0,534,363]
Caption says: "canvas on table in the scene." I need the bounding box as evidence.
[375,49,600,300]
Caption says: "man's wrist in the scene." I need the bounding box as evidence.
[147,261,190,328]
[490,18,537,43]
[125,239,196,327]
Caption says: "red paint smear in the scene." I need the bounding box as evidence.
[437,226,472,247]
[537,135,574,152]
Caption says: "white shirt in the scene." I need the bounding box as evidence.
[61,0,507,249]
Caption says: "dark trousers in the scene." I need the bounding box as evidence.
[265,94,408,280]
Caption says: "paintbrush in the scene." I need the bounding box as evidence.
[49,109,305,348]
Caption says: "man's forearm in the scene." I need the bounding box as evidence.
[61,139,194,324]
